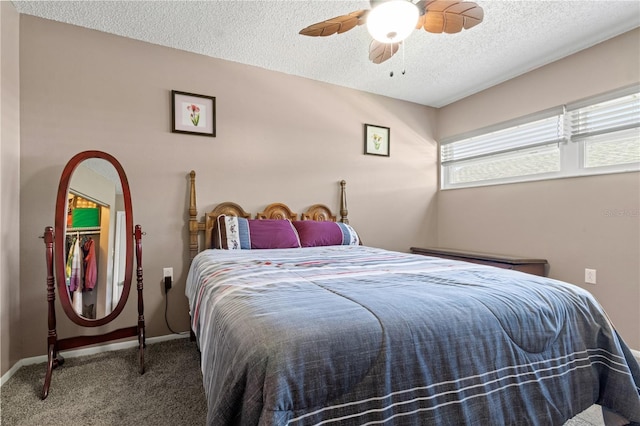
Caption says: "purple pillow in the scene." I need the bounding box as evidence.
[292,220,343,247]
[248,219,301,249]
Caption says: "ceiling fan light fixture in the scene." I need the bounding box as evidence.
[366,0,419,43]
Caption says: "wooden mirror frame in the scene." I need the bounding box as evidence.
[54,150,133,326]
[42,150,145,400]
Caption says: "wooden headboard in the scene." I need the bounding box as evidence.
[188,171,349,261]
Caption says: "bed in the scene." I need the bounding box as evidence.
[185,171,640,426]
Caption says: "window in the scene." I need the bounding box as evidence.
[569,89,640,169]
[440,85,640,189]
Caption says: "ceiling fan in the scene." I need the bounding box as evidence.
[299,0,484,65]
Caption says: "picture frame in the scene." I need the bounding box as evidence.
[171,90,216,137]
[364,124,390,157]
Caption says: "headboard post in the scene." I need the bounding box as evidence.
[340,180,349,224]
[189,170,204,262]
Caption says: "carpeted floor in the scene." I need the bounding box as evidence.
[0,337,606,426]
[0,337,206,426]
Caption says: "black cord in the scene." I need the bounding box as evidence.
[164,290,180,335]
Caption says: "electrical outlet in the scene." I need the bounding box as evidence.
[163,267,173,280]
[163,267,173,294]
[585,268,596,284]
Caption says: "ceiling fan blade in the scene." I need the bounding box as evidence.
[418,1,484,34]
[299,10,369,37]
[369,40,400,64]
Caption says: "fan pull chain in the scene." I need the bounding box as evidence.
[389,42,407,77]
[402,40,406,75]
[389,44,395,77]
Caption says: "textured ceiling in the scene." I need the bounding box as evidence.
[12,0,640,107]
[82,158,124,195]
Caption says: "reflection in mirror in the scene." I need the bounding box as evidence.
[65,159,126,320]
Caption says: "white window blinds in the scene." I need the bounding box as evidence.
[441,112,565,164]
[569,87,640,170]
[440,85,639,189]
[568,90,640,140]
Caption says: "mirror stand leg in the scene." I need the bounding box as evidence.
[135,225,145,375]
[42,226,60,400]
[41,341,63,400]
[138,327,145,374]
[41,344,55,400]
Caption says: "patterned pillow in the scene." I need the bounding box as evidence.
[248,219,301,249]
[292,221,360,247]
[215,215,251,249]
[337,222,360,245]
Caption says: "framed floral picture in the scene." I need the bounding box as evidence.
[364,123,390,156]
[171,90,216,137]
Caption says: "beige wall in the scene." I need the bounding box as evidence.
[17,16,438,359]
[1,1,22,378]
[437,29,640,349]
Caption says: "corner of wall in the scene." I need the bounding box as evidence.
[1,0,22,377]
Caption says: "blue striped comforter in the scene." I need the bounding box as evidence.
[186,245,640,425]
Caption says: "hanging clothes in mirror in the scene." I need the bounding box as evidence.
[65,234,83,316]
[65,234,99,318]
[81,236,97,319]
[82,237,97,292]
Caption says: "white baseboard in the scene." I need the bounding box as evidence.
[0,333,189,387]
[0,357,26,388]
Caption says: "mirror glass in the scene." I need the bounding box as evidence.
[55,152,133,326]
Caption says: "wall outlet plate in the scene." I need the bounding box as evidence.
[585,268,596,284]
[163,267,173,280]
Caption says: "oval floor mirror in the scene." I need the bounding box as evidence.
[42,150,145,399]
